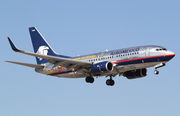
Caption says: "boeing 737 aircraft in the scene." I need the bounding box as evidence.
[5,27,175,86]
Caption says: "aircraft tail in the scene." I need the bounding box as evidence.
[29,27,58,64]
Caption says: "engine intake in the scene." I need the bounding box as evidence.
[91,61,113,74]
[123,68,147,79]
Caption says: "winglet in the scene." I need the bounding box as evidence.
[7,37,21,52]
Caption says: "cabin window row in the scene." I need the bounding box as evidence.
[116,52,139,57]
[87,52,139,62]
[88,56,114,62]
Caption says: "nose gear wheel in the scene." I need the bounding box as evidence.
[154,70,159,75]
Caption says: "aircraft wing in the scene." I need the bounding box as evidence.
[4,60,45,68]
[7,37,92,70]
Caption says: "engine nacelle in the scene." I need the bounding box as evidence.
[91,61,113,74]
[123,68,147,79]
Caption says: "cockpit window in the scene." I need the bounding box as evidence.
[162,48,167,50]
[156,48,167,51]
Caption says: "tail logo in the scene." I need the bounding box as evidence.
[36,46,49,61]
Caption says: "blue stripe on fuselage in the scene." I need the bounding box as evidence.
[113,54,174,66]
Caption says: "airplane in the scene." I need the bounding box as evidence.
[5,27,175,86]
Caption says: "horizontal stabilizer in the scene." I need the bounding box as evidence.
[4,61,44,68]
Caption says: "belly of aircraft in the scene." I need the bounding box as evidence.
[46,60,168,78]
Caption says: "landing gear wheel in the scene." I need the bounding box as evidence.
[110,79,115,86]
[89,77,94,83]
[106,79,115,86]
[106,79,111,85]
[154,70,159,75]
[85,77,94,83]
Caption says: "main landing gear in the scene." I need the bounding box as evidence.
[85,76,94,83]
[85,76,115,86]
[106,76,115,86]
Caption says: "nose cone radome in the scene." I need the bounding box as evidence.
[166,50,175,61]
[167,50,175,56]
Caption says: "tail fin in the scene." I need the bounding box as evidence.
[29,27,58,64]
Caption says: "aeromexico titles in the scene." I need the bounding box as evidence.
[5,27,175,86]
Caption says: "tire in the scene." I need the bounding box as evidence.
[110,80,115,86]
[106,79,111,85]
[85,77,90,83]
[89,77,94,83]
[154,70,159,75]
[85,77,94,83]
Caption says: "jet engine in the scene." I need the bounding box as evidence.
[123,68,147,79]
[91,61,113,75]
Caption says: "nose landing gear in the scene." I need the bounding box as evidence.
[154,69,159,75]
[154,63,165,75]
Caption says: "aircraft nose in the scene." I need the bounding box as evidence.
[166,50,175,61]
[168,50,175,56]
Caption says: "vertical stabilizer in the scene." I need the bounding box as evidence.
[29,27,57,64]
